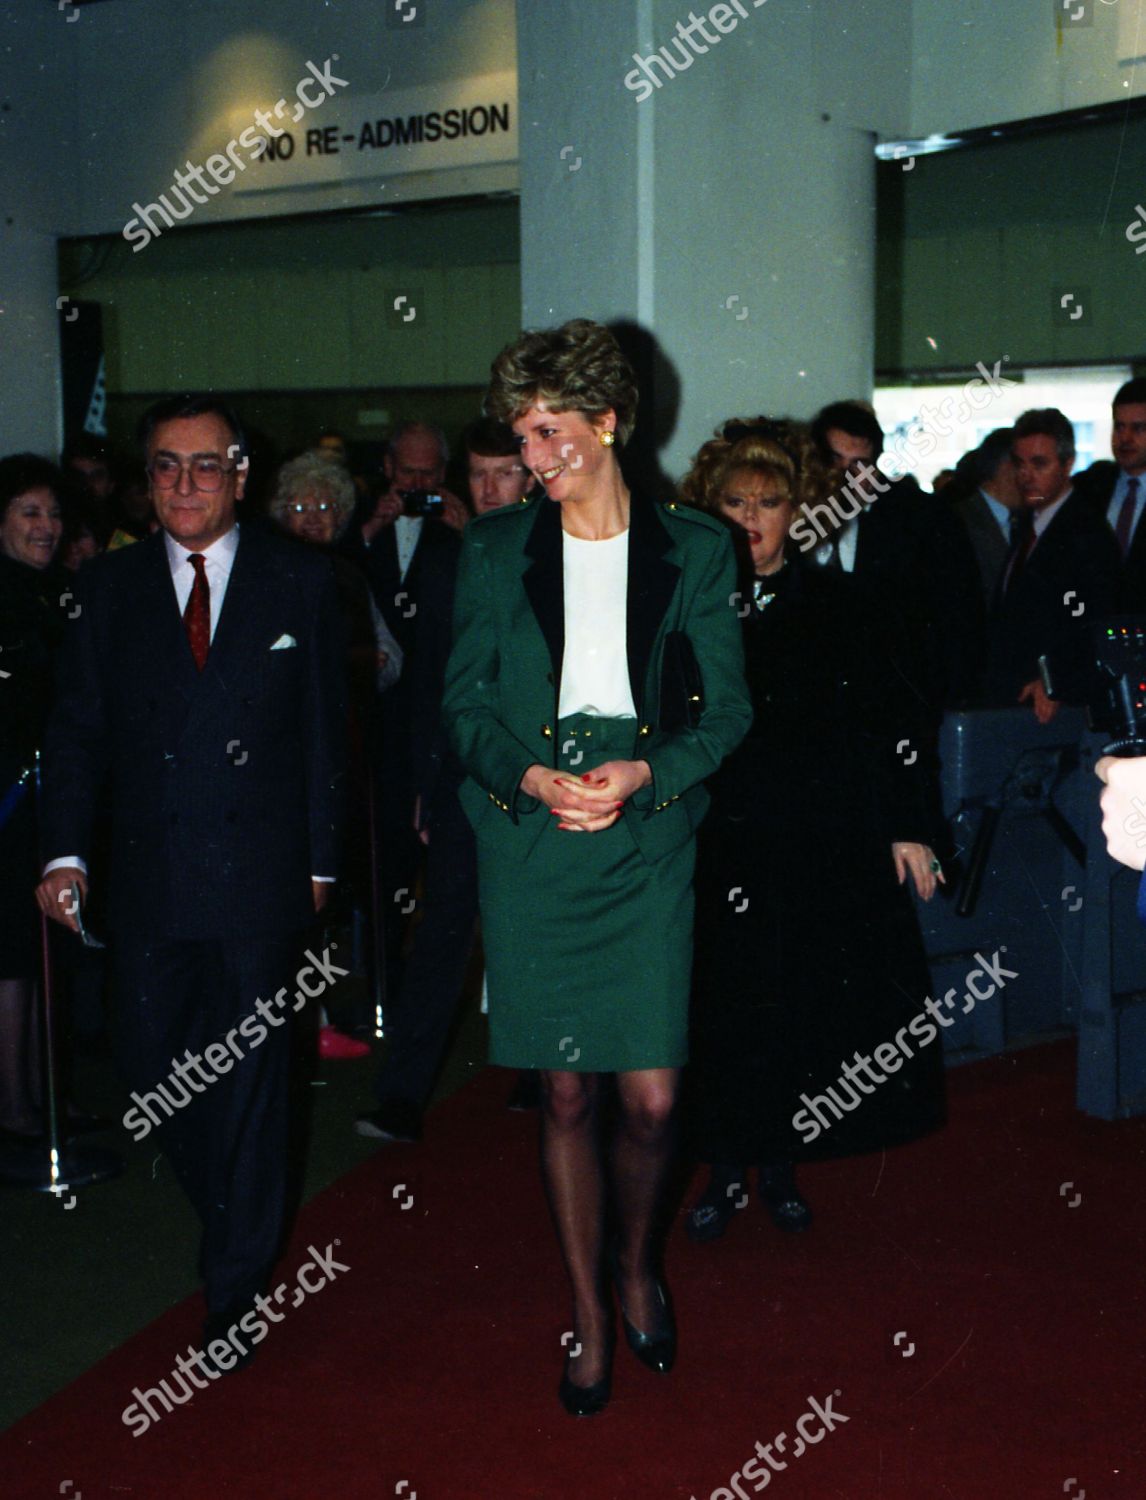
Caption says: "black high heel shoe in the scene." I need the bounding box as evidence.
[610,1252,676,1375]
[558,1319,615,1417]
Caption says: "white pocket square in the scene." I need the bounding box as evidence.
[270,634,297,651]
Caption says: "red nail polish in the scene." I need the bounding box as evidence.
[581,774,592,782]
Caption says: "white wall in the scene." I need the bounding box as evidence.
[517,0,906,478]
[0,5,78,454]
[63,0,518,238]
[909,0,1146,137]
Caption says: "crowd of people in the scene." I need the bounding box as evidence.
[1,324,1144,1411]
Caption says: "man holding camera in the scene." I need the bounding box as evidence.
[343,422,463,992]
[352,420,466,653]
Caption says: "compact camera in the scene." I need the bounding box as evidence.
[398,489,444,518]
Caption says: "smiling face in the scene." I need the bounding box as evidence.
[0,487,63,569]
[718,467,794,575]
[1113,403,1146,477]
[283,493,338,547]
[148,413,246,551]
[511,403,616,502]
[1012,433,1073,511]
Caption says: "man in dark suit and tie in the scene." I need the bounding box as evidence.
[355,419,536,1144]
[36,394,346,1364]
[809,400,985,713]
[952,427,1020,608]
[341,422,463,990]
[343,421,465,655]
[981,407,1120,723]
[1075,378,1146,610]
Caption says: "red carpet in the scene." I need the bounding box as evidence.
[5,1042,1146,1499]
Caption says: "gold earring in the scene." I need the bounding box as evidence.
[600,430,615,447]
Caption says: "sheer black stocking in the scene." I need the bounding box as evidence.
[539,1069,608,1388]
[611,1067,680,1333]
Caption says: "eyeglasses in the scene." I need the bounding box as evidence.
[149,456,239,493]
[286,501,335,515]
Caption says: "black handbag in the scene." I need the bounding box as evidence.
[659,629,704,730]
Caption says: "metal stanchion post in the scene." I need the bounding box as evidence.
[0,753,122,1193]
[366,772,388,1040]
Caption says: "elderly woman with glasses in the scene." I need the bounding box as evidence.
[270,450,402,697]
[269,451,403,1060]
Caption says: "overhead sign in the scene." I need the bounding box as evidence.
[238,69,517,193]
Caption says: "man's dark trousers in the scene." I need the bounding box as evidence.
[374,790,479,1110]
[115,933,305,1316]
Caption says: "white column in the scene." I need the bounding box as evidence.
[0,230,64,457]
[516,0,909,479]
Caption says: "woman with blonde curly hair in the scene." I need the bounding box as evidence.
[682,416,947,1244]
[442,320,751,1414]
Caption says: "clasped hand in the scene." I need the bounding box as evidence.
[522,759,652,833]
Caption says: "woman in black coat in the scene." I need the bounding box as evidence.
[682,419,947,1240]
[0,454,70,1137]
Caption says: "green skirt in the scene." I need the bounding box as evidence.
[476,713,694,1072]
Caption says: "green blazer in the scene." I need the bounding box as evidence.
[442,491,752,864]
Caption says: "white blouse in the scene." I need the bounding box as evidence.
[557,529,637,719]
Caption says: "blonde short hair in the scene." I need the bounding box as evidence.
[486,319,638,446]
[679,416,832,522]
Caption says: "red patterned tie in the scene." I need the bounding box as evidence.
[183,553,210,670]
[1114,477,1140,557]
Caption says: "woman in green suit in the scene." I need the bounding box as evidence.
[442,320,751,1415]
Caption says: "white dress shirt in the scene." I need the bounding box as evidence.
[393,515,423,582]
[1032,489,1071,540]
[813,518,859,572]
[558,530,637,719]
[165,524,239,638]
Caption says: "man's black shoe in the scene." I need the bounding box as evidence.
[201,1304,259,1376]
[355,1100,423,1143]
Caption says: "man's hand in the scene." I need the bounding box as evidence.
[312,879,330,913]
[438,490,469,533]
[521,759,651,833]
[892,842,945,902]
[1096,754,1146,871]
[35,866,88,933]
[1018,679,1060,724]
[361,490,402,543]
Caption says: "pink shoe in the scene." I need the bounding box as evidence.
[318,1025,371,1060]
